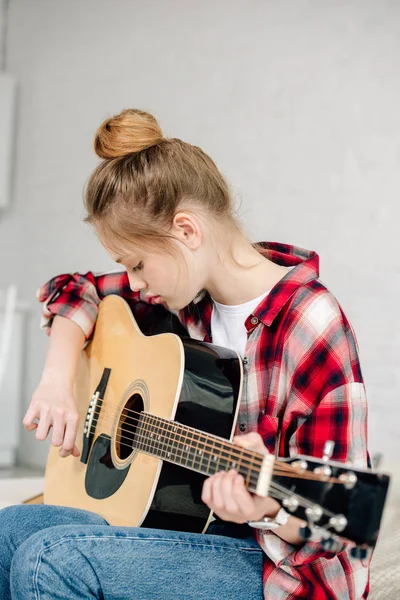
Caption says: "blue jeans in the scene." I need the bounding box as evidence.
[0,504,263,599]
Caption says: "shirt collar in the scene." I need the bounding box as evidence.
[249,241,319,326]
[188,241,319,329]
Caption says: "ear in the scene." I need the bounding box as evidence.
[172,211,202,250]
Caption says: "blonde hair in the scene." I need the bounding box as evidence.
[84,109,242,257]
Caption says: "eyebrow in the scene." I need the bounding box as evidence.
[116,254,139,264]
[115,255,129,264]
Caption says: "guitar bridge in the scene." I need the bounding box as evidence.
[80,368,111,464]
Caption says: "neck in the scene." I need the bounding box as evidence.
[205,233,288,305]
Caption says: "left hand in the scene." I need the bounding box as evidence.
[201,432,280,523]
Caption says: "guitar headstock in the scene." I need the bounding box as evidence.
[271,442,390,554]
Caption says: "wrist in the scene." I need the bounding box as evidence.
[40,368,74,388]
[248,507,290,530]
[263,499,280,519]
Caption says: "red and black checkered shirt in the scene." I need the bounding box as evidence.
[37,241,370,600]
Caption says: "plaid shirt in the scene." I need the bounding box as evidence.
[37,241,370,600]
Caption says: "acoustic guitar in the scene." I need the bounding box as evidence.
[27,295,390,556]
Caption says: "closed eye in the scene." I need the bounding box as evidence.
[132,261,144,272]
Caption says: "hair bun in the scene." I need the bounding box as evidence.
[94,109,164,159]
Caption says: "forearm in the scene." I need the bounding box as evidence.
[274,514,307,546]
[40,315,86,387]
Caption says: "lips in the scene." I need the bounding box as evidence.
[145,295,162,302]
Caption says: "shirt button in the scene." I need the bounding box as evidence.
[243,357,248,365]
[239,423,247,432]
[250,317,259,325]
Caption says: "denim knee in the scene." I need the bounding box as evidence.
[10,525,102,599]
[0,505,25,530]
[0,504,108,555]
[0,505,34,546]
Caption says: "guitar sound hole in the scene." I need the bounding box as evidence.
[117,393,144,460]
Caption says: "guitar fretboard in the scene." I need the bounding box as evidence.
[133,412,264,493]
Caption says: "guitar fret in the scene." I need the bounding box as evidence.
[178,425,188,467]
[198,435,209,472]
[142,414,150,454]
[159,419,167,459]
[206,434,215,475]
[150,416,159,456]
[186,430,196,468]
[147,414,154,454]
[174,425,182,463]
[193,434,202,467]
[170,423,179,461]
[165,421,174,460]
[134,413,262,493]
[135,413,143,451]
[137,413,146,453]
[211,440,223,474]
[147,415,155,456]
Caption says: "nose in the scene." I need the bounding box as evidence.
[127,273,146,293]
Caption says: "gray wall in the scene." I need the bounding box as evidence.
[0,0,399,468]
[0,0,5,70]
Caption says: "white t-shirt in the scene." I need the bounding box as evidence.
[210,267,294,358]
[210,290,270,359]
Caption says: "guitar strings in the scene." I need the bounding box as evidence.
[75,408,343,519]
[88,407,341,483]
[83,399,313,479]
[89,404,266,468]
[87,408,300,479]
[88,402,288,472]
[84,424,328,513]
[84,411,342,485]
[79,427,337,518]
[85,406,341,484]
[111,427,341,485]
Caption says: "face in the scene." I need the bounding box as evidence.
[99,211,208,310]
[103,240,204,311]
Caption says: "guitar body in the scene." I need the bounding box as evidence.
[41,295,390,550]
[44,295,243,531]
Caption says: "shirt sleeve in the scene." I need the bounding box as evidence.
[36,270,174,341]
[257,291,369,570]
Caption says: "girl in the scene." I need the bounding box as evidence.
[0,109,370,599]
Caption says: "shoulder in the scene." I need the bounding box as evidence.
[285,279,347,337]
[281,280,361,384]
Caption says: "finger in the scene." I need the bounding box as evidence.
[71,444,81,458]
[35,409,52,441]
[231,473,255,520]
[234,432,268,454]
[59,413,79,457]
[22,406,40,431]
[51,416,66,447]
[25,421,38,431]
[208,472,224,513]
[220,470,241,515]
[202,476,213,505]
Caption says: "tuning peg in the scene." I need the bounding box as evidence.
[323,440,335,462]
[350,546,369,560]
[282,495,299,513]
[338,471,358,490]
[305,505,323,523]
[298,525,313,540]
[292,459,308,472]
[329,514,348,533]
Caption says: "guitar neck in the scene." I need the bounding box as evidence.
[134,412,266,494]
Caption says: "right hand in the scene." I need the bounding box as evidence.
[23,381,81,458]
